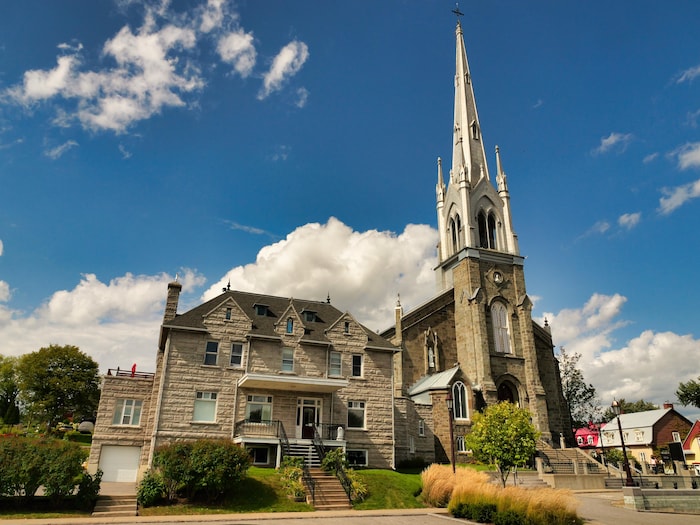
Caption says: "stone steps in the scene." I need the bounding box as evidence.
[306,468,352,510]
[92,495,138,517]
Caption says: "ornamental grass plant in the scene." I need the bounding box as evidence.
[420,464,490,507]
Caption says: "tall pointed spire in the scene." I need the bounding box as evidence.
[451,20,489,187]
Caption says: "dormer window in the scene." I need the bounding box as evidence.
[303,311,316,322]
[254,304,269,316]
[286,318,294,334]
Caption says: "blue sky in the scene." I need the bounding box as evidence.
[1,0,699,419]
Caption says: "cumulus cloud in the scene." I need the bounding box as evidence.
[258,40,309,100]
[670,141,700,170]
[539,293,700,417]
[0,269,205,372]
[659,178,700,214]
[592,132,634,155]
[642,152,658,164]
[202,217,437,331]
[44,140,78,159]
[0,281,10,302]
[617,212,641,230]
[199,0,229,33]
[217,29,256,77]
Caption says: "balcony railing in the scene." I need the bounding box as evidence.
[106,368,155,379]
[234,419,285,439]
[316,423,346,441]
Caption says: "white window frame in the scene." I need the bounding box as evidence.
[112,399,142,426]
[418,419,425,437]
[347,449,368,467]
[204,341,219,366]
[282,348,294,372]
[348,400,366,429]
[672,431,681,442]
[193,391,218,422]
[230,343,244,368]
[246,395,273,423]
[452,381,469,420]
[492,302,512,354]
[250,447,269,465]
[456,435,467,453]
[329,351,342,377]
[351,354,363,377]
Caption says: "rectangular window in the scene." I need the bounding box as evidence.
[344,321,350,333]
[204,341,218,366]
[230,343,243,367]
[250,447,269,465]
[347,449,368,467]
[246,395,272,422]
[348,400,366,429]
[112,399,142,426]
[282,348,294,372]
[225,308,232,320]
[303,311,316,322]
[418,419,425,437]
[254,304,268,316]
[193,392,217,422]
[351,354,363,377]
[409,435,415,453]
[329,351,342,376]
[672,431,681,442]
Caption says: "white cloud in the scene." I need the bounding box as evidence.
[118,144,132,159]
[0,281,10,302]
[580,220,610,238]
[202,217,437,331]
[642,152,658,164]
[617,212,641,230]
[199,0,229,33]
[0,270,205,372]
[676,64,700,84]
[258,40,309,100]
[217,29,256,77]
[671,141,700,170]
[592,132,634,155]
[658,178,700,214]
[295,87,309,108]
[540,293,700,418]
[224,220,272,236]
[44,140,78,159]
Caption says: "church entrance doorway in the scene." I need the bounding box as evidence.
[497,381,519,405]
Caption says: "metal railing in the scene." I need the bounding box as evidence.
[234,419,285,439]
[311,424,352,503]
[106,368,154,379]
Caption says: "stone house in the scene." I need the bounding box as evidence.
[88,286,397,482]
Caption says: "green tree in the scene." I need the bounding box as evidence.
[465,402,540,487]
[601,398,658,422]
[16,344,99,429]
[556,347,600,428]
[0,355,21,425]
[676,377,700,409]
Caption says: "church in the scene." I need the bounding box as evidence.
[381,18,571,466]
[88,18,571,482]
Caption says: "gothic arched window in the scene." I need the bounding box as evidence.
[487,213,497,249]
[491,302,511,354]
[452,381,469,420]
[286,317,294,334]
[450,218,458,254]
[478,211,488,248]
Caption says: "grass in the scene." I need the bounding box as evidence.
[353,469,425,510]
[139,467,313,516]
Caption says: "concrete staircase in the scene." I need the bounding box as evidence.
[91,494,138,517]
[538,441,605,474]
[286,443,321,468]
[305,468,352,510]
[513,470,551,489]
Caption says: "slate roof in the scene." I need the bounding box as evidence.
[163,289,397,351]
[602,407,691,431]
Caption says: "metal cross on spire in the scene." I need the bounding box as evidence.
[452,3,464,19]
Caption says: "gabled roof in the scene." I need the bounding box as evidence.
[601,407,692,431]
[683,420,700,450]
[163,289,397,351]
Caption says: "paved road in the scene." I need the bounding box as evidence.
[5,492,699,525]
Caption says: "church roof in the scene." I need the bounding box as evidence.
[408,365,460,397]
[163,289,397,351]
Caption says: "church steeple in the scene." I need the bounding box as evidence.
[435,18,520,292]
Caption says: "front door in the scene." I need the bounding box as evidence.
[296,398,321,439]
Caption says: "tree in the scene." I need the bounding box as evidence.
[556,347,600,428]
[465,402,540,487]
[0,356,20,425]
[676,377,700,409]
[16,345,99,429]
[601,398,658,422]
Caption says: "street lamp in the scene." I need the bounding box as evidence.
[611,400,635,487]
[446,391,456,474]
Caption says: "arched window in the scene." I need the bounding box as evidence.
[455,214,462,249]
[478,211,488,248]
[487,213,497,249]
[491,302,511,354]
[450,218,458,254]
[286,317,294,334]
[452,381,469,420]
[456,435,467,453]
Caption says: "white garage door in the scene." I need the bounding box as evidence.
[99,445,142,482]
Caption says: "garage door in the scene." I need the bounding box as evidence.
[99,445,142,482]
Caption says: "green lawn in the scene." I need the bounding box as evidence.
[353,469,425,510]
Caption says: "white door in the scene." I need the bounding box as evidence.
[99,445,141,482]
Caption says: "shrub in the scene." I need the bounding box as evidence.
[64,430,92,444]
[345,468,368,502]
[188,439,251,502]
[321,448,348,474]
[494,509,526,525]
[76,469,102,510]
[42,439,87,504]
[137,470,166,507]
[153,442,193,502]
[279,456,305,500]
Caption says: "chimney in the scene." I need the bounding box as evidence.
[663,402,674,410]
[164,280,182,323]
[394,295,403,344]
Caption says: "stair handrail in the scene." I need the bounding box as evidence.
[278,420,290,457]
[311,423,326,460]
[301,461,315,504]
[311,424,352,503]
